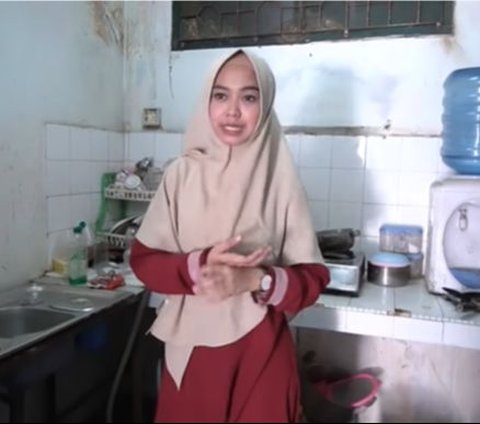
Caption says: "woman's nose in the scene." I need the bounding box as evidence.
[226,99,240,117]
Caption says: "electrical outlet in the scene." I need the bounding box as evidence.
[143,108,162,129]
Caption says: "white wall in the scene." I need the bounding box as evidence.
[0,2,124,289]
[123,1,480,133]
[121,2,480,422]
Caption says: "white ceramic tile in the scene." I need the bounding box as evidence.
[46,124,70,160]
[70,161,92,194]
[362,204,399,237]
[89,162,107,192]
[108,161,123,173]
[443,322,480,350]
[108,131,124,162]
[291,304,348,332]
[396,205,429,232]
[400,137,439,172]
[154,132,182,166]
[127,132,156,162]
[350,281,395,312]
[285,134,301,165]
[365,136,403,171]
[46,161,70,196]
[47,196,70,232]
[70,127,91,161]
[331,136,367,169]
[308,200,329,230]
[90,129,109,161]
[327,201,363,230]
[393,316,443,345]
[397,171,437,206]
[346,310,394,338]
[363,170,399,205]
[90,193,101,225]
[329,169,364,202]
[318,293,352,308]
[299,168,330,200]
[298,135,331,168]
[394,280,443,320]
[70,194,92,227]
[360,236,380,258]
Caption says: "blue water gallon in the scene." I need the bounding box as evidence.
[441,67,480,175]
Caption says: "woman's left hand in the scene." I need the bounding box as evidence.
[193,264,263,303]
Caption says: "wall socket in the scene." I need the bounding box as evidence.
[143,108,162,129]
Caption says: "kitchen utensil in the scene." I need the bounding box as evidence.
[316,228,360,257]
[442,287,480,312]
[367,252,410,287]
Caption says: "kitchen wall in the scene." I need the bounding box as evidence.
[123,1,480,133]
[120,1,480,422]
[1,0,479,421]
[0,2,124,289]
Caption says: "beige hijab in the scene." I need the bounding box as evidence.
[135,49,322,388]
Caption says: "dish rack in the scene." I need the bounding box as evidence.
[104,186,156,202]
[95,173,156,250]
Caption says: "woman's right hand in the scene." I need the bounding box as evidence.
[207,235,271,268]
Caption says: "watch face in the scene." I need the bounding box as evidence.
[261,274,273,291]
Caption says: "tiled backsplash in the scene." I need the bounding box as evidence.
[45,124,125,259]
[46,125,454,262]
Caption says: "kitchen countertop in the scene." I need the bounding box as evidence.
[133,273,480,351]
[0,278,143,361]
[291,278,480,350]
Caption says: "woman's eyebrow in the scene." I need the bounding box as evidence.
[242,86,260,92]
[212,84,259,91]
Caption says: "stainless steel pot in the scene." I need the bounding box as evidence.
[367,252,410,287]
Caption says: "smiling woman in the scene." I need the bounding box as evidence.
[209,52,260,147]
[130,48,330,423]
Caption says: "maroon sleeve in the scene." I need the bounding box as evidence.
[129,238,208,295]
[257,263,330,315]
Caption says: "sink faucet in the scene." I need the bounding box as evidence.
[21,281,44,305]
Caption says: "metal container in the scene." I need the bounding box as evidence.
[367,252,410,287]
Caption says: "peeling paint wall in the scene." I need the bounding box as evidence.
[123,1,480,134]
[121,2,480,421]
[0,1,124,289]
[90,2,124,51]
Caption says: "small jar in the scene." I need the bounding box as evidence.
[379,224,423,254]
[406,252,424,279]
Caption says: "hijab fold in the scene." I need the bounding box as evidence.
[135,49,323,389]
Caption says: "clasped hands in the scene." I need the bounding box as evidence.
[192,235,271,303]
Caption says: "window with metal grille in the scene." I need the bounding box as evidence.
[171,1,454,50]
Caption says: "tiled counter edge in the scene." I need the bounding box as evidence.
[128,273,480,351]
[291,279,480,351]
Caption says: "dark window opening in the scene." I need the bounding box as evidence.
[172,1,454,51]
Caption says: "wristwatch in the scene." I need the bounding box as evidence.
[259,273,273,293]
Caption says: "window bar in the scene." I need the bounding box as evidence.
[366,0,371,27]
[387,0,392,25]
[415,0,421,24]
[344,1,350,37]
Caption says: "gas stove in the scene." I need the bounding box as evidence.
[323,251,365,296]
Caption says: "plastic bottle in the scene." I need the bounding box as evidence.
[68,223,88,285]
[441,67,480,175]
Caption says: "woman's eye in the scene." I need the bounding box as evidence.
[244,94,258,103]
[212,92,226,101]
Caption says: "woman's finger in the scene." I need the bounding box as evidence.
[214,235,242,255]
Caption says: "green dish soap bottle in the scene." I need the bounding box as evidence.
[68,222,88,285]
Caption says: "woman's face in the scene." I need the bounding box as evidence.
[209,54,261,146]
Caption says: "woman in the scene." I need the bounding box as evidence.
[130,49,330,423]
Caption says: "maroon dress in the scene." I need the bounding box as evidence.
[130,239,329,423]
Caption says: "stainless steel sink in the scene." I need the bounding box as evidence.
[0,306,76,338]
